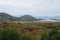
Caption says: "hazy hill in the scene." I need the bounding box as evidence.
[19,15,38,21]
[38,16,50,19]
[38,16,60,20]
[0,12,60,22]
[0,13,40,22]
[0,12,18,22]
[51,16,60,19]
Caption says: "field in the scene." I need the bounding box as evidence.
[0,22,60,40]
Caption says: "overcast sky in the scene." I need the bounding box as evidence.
[0,0,60,17]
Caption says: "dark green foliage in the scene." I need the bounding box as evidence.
[0,29,36,40]
[41,32,48,40]
[48,29,57,36]
[48,29,60,40]
[51,33,60,40]
[41,29,60,40]
[0,29,20,40]
[20,35,36,40]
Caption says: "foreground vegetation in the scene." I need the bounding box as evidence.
[0,22,60,40]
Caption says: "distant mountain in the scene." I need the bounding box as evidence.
[38,16,60,20]
[50,16,60,21]
[0,12,60,22]
[0,12,18,22]
[51,16,60,19]
[19,15,38,21]
[38,16,50,19]
[0,13,41,22]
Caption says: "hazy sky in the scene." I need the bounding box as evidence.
[0,0,60,17]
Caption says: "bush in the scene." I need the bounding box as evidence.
[0,29,20,40]
[41,32,48,40]
[0,29,36,40]
[41,29,60,40]
[19,33,37,40]
[51,33,60,40]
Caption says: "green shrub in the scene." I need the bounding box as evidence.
[0,29,20,40]
[51,33,60,40]
[0,29,37,40]
[41,32,48,40]
[41,29,60,40]
[19,34,37,40]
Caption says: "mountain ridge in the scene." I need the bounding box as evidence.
[0,12,60,22]
[0,12,39,22]
[0,12,18,22]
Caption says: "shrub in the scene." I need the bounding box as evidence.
[19,33,37,40]
[41,29,60,40]
[0,29,20,40]
[51,33,60,40]
[41,32,48,40]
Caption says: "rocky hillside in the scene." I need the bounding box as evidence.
[19,15,38,21]
[0,12,18,22]
[0,13,39,22]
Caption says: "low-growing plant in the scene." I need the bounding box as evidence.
[0,29,20,40]
[41,29,60,40]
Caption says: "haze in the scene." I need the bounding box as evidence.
[0,0,60,17]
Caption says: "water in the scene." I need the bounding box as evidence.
[40,19,60,22]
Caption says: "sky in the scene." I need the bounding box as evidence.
[0,0,60,17]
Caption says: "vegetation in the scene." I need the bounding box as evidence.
[0,22,60,40]
[0,29,20,40]
[41,29,60,40]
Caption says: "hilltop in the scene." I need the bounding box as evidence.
[0,12,40,22]
[0,12,17,22]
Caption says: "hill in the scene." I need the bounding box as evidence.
[19,15,38,21]
[0,13,40,22]
[0,12,18,22]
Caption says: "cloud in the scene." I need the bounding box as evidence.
[0,0,60,17]
[0,0,33,8]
